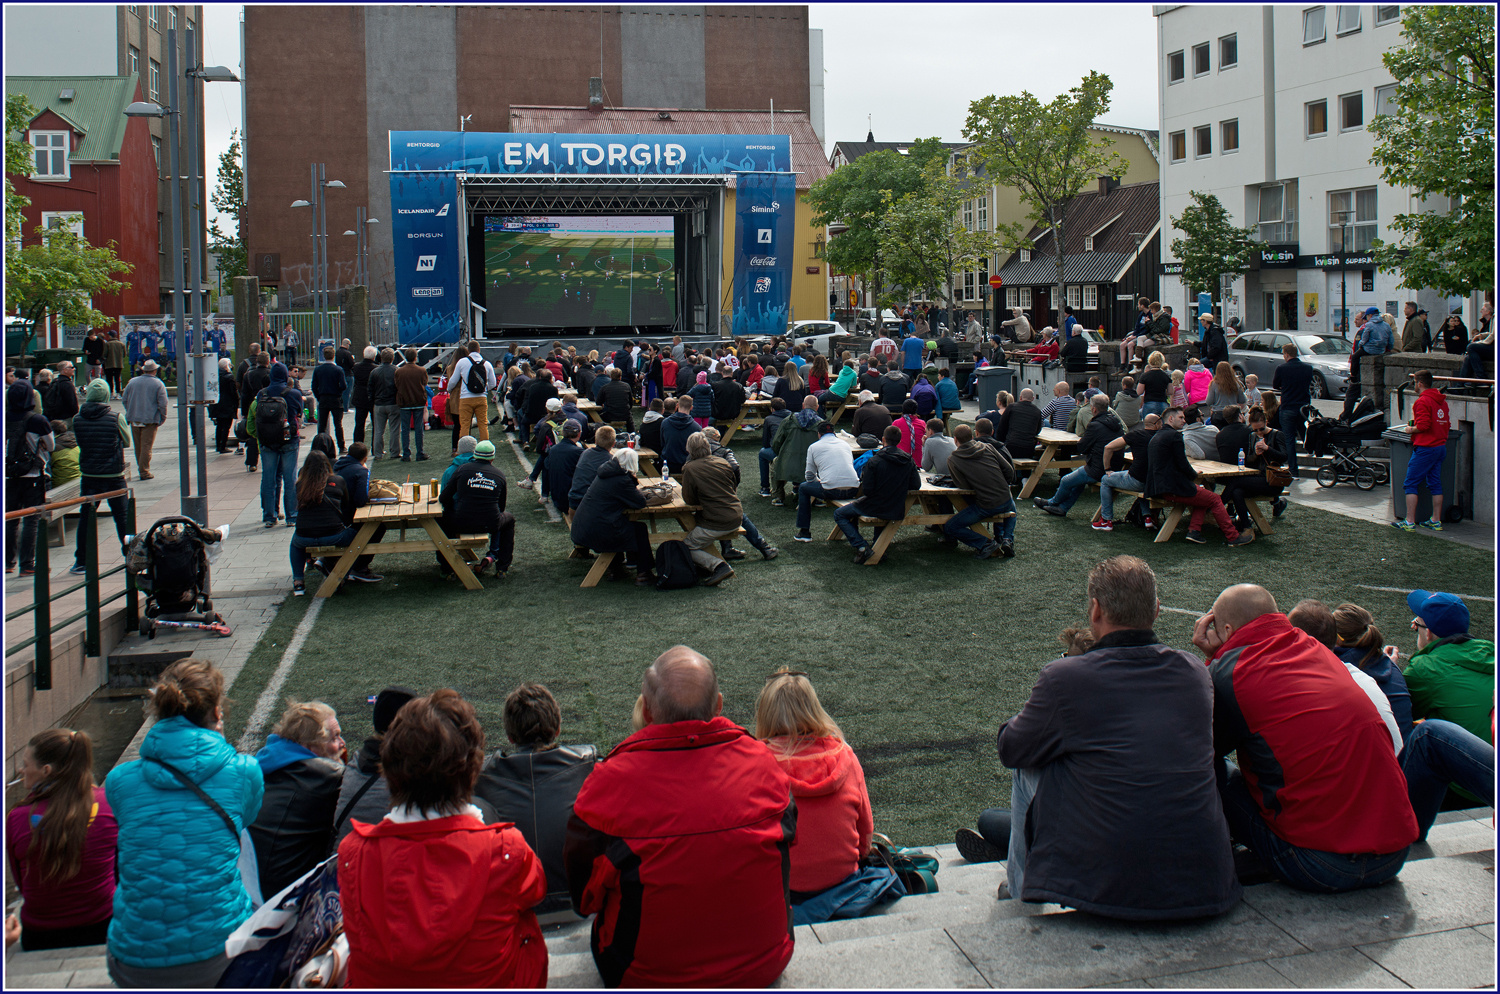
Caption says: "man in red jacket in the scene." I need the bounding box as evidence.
[564,646,796,988]
[1393,369,1451,531]
[1194,584,1419,892]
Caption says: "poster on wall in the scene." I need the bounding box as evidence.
[388,171,462,345]
[1304,293,1319,318]
[119,315,235,367]
[730,171,797,338]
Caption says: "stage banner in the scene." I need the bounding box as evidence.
[389,171,462,344]
[391,132,790,177]
[731,172,797,338]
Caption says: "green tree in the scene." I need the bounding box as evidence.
[1367,6,1495,295]
[877,158,999,314]
[806,138,949,317]
[207,127,247,283]
[1168,191,1255,303]
[6,93,37,248]
[963,73,1127,318]
[6,220,134,361]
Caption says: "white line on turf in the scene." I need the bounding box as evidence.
[237,597,324,752]
[510,438,562,524]
[1357,584,1496,603]
[1160,606,1206,618]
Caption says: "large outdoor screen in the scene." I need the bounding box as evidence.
[482,216,676,328]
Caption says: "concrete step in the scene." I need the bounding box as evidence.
[3,945,108,990]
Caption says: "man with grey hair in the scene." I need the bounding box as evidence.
[997,386,1043,458]
[564,646,796,987]
[679,432,742,586]
[958,556,1242,922]
[350,344,378,447]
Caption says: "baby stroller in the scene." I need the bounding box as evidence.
[1303,396,1389,491]
[125,516,232,639]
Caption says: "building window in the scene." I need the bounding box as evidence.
[1169,130,1186,162]
[1303,6,1326,44]
[1336,4,1361,34]
[151,136,162,174]
[1194,125,1212,157]
[1374,83,1398,117]
[1258,183,1298,242]
[1005,287,1018,308]
[149,59,160,100]
[158,213,165,253]
[1019,287,1032,309]
[1193,42,1210,76]
[1019,248,1031,263]
[963,199,974,230]
[978,259,988,291]
[1167,50,1185,83]
[1050,286,1060,310]
[30,131,69,179]
[963,271,975,300]
[41,212,84,238]
[977,197,987,232]
[127,45,139,76]
[1375,6,1400,25]
[169,6,177,30]
[1221,119,1240,152]
[1084,236,1095,252]
[148,5,158,30]
[1329,188,1377,251]
[1306,99,1328,137]
[1220,34,1238,68]
[1083,285,1098,310]
[1340,91,1364,131]
[1066,285,1081,309]
[129,4,138,13]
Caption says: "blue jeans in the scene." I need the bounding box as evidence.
[1046,466,1098,513]
[1007,767,1041,899]
[1097,470,1145,521]
[832,501,869,550]
[342,373,354,412]
[945,498,1015,548]
[260,444,299,524]
[797,481,859,532]
[1218,761,1409,893]
[759,447,775,490]
[1403,719,1495,841]
[1278,409,1305,477]
[1141,400,1167,418]
[400,408,425,459]
[721,515,765,553]
[290,525,359,581]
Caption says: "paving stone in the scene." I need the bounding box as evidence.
[66,966,114,988]
[948,901,1303,988]
[1239,855,1495,951]
[1143,959,1289,988]
[1263,947,1409,988]
[1475,922,1495,939]
[773,928,988,989]
[1422,824,1498,859]
[810,891,1062,944]
[4,955,69,975]
[545,950,603,989]
[4,970,75,989]
[1357,926,1497,989]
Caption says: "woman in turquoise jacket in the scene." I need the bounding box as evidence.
[104,659,264,988]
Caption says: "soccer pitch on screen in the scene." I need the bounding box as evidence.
[482,216,677,328]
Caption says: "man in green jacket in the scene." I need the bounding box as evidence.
[769,395,824,506]
[1404,589,1495,745]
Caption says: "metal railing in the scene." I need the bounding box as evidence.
[4,489,137,690]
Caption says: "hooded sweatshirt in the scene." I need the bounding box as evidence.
[1402,634,1496,745]
[945,440,1012,508]
[772,409,824,484]
[6,381,55,481]
[660,409,700,472]
[765,736,873,893]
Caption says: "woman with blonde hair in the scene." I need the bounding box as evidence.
[1205,361,1247,413]
[1169,368,1190,409]
[248,699,346,900]
[754,669,873,898]
[773,361,808,411]
[1137,350,1172,419]
[1333,604,1413,744]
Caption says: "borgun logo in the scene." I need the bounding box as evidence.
[755,277,771,293]
[416,255,436,271]
[408,232,442,239]
[413,287,444,297]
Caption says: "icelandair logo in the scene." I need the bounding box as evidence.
[398,203,450,216]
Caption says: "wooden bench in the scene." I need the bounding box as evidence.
[824,499,1015,565]
[1100,488,1274,543]
[303,532,491,585]
[42,478,83,548]
[824,394,853,425]
[579,528,744,587]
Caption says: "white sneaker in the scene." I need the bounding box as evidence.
[517,478,535,490]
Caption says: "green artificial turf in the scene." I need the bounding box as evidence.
[229,430,1496,846]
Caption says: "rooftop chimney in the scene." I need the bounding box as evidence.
[1098,175,1117,196]
[588,77,603,113]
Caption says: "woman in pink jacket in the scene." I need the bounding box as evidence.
[754,669,874,895]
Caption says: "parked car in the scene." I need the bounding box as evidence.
[854,308,901,332]
[785,320,855,356]
[1227,331,1353,398]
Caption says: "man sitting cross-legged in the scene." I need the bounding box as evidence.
[1032,394,1124,519]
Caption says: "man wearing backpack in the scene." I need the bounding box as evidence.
[6,380,57,575]
[450,342,495,443]
[69,379,132,575]
[240,353,272,472]
[249,362,304,528]
[121,359,169,480]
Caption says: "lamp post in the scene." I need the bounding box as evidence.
[1128,231,1146,340]
[124,29,238,524]
[343,210,379,288]
[292,167,344,351]
[1334,212,1353,340]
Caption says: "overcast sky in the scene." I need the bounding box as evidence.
[202,4,1162,227]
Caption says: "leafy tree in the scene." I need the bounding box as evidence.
[963,73,1127,319]
[1367,6,1495,295]
[6,221,134,361]
[877,159,999,314]
[6,93,37,248]
[1168,191,1255,302]
[208,127,246,283]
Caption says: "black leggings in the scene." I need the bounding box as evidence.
[104,368,123,393]
[1221,476,1283,520]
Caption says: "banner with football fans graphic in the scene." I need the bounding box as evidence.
[730,171,797,338]
[389,171,462,344]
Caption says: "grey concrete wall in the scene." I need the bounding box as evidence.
[620,6,706,109]
[365,6,458,310]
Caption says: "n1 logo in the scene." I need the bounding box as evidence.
[416,255,436,271]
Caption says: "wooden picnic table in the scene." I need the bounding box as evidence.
[719,399,774,445]
[311,481,483,597]
[1016,427,1083,500]
[823,470,1014,565]
[576,400,604,423]
[575,478,733,587]
[1114,455,1269,542]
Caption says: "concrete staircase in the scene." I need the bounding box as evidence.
[6,810,1492,989]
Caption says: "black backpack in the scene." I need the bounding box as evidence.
[654,540,697,590]
[5,419,42,479]
[464,356,489,395]
[254,391,293,448]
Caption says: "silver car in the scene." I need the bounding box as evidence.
[1226,332,1353,399]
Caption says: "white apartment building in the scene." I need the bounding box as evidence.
[1155,4,1456,338]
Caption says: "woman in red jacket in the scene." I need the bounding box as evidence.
[338,689,546,989]
[754,669,874,895]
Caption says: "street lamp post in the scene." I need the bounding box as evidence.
[343,210,379,288]
[293,167,344,350]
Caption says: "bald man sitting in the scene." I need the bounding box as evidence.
[1194,584,1419,893]
[564,646,795,988]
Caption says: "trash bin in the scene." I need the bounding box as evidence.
[973,365,1015,405]
[1383,425,1463,522]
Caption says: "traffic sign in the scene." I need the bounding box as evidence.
[988,275,1003,288]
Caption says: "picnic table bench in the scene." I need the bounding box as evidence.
[719,399,774,445]
[823,471,1016,565]
[1016,427,1083,500]
[309,481,484,596]
[1107,456,1271,542]
[42,478,83,547]
[575,477,735,587]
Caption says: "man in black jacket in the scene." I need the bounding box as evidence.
[997,388,1043,457]
[437,439,515,577]
[241,353,272,470]
[44,361,80,428]
[311,346,348,454]
[1094,413,1161,531]
[1060,333,1091,393]
[1270,342,1313,478]
[599,368,635,430]
[875,365,910,407]
[850,391,892,439]
[336,338,356,410]
[756,397,791,497]
[1216,406,1289,530]
[1032,395,1123,518]
[349,346,377,446]
[70,379,131,573]
[832,424,920,565]
[1146,408,1253,546]
[709,371,746,425]
[368,348,400,460]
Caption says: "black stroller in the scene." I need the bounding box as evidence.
[1303,396,1389,491]
[125,516,232,639]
